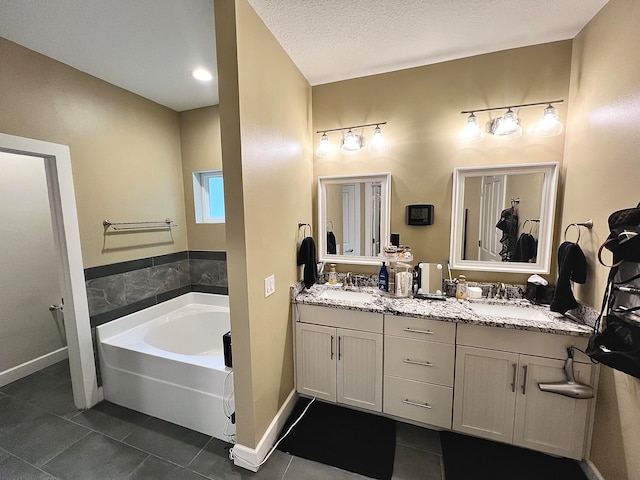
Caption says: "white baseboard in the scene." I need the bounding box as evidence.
[0,347,69,388]
[232,389,299,472]
[580,460,605,480]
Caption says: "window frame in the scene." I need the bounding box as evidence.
[193,169,225,224]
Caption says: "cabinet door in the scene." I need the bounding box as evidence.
[337,328,383,412]
[514,355,592,460]
[295,323,336,402]
[453,346,518,443]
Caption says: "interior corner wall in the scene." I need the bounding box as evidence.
[215,0,313,448]
[0,37,188,268]
[562,1,640,478]
[312,41,572,284]
[179,105,227,251]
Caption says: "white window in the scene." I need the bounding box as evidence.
[193,170,225,223]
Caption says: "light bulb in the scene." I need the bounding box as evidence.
[315,133,335,157]
[341,130,362,154]
[458,113,484,144]
[532,105,563,137]
[368,125,387,153]
[494,109,522,139]
[191,68,213,82]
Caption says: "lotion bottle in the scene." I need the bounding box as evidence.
[328,264,338,285]
[456,275,468,300]
[378,262,389,292]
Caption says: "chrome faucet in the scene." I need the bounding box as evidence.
[345,272,353,288]
[495,282,508,300]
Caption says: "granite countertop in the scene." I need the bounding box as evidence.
[294,284,593,337]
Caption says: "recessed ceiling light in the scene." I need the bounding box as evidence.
[191,68,213,82]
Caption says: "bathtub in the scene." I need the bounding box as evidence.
[97,292,232,439]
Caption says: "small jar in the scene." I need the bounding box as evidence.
[328,264,338,285]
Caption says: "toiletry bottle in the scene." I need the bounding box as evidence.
[456,275,468,300]
[328,264,338,285]
[378,262,389,292]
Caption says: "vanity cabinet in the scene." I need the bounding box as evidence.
[295,305,383,412]
[383,315,456,429]
[453,324,593,460]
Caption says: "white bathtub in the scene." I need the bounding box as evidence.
[97,292,232,439]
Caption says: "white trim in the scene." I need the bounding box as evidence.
[318,172,391,266]
[450,162,559,274]
[0,347,69,388]
[579,460,605,480]
[232,389,299,472]
[0,133,100,409]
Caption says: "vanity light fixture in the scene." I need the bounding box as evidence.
[315,122,387,157]
[459,100,564,143]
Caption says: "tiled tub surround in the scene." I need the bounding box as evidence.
[85,251,227,327]
[295,284,593,336]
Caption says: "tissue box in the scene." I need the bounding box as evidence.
[468,286,482,299]
[525,283,555,305]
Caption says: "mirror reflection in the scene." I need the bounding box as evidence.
[450,163,558,274]
[462,172,543,263]
[318,173,391,265]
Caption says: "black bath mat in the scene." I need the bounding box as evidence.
[440,431,588,480]
[276,399,396,480]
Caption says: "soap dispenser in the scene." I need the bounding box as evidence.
[328,264,338,285]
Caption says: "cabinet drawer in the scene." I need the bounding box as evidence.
[384,336,455,386]
[297,304,383,333]
[384,315,456,344]
[383,376,452,429]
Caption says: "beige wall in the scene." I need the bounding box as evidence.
[0,38,188,268]
[179,105,226,251]
[215,0,313,448]
[0,153,65,373]
[563,0,640,478]
[312,41,572,283]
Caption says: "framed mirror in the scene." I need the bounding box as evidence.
[318,172,391,265]
[450,162,559,274]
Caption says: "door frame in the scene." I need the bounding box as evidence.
[0,133,100,409]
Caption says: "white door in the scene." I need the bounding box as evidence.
[295,323,337,402]
[514,355,592,459]
[342,183,361,256]
[453,346,518,442]
[337,328,383,412]
[364,182,382,256]
[479,175,506,261]
[0,153,65,381]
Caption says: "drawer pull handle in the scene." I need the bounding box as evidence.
[403,399,432,409]
[403,327,434,335]
[403,358,434,367]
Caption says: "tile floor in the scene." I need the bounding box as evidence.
[0,361,444,479]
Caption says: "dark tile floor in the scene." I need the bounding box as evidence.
[0,361,444,479]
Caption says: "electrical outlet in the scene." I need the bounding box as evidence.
[264,275,275,297]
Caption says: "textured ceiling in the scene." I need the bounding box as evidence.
[248,0,609,85]
[1,0,608,110]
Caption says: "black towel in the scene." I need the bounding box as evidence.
[513,233,537,262]
[297,236,318,289]
[327,231,337,255]
[496,208,519,262]
[550,241,587,314]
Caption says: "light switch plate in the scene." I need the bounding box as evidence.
[265,275,275,297]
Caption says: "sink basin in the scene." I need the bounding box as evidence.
[467,303,552,322]
[318,289,375,303]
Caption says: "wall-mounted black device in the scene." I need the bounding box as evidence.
[406,204,434,225]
